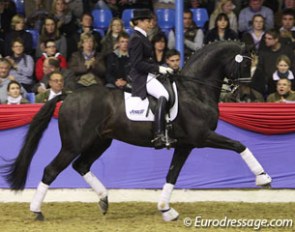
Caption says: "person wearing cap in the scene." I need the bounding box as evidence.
[128,8,176,149]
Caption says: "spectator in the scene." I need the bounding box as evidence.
[204,13,239,44]
[147,12,161,41]
[25,0,51,18]
[165,49,181,74]
[6,39,35,92]
[36,16,67,59]
[279,9,295,50]
[6,80,29,104]
[268,55,295,94]
[209,0,238,32]
[274,0,295,29]
[0,0,15,40]
[168,9,204,60]
[4,14,33,57]
[101,17,125,57]
[69,32,106,85]
[66,0,83,19]
[76,12,102,52]
[25,0,50,31]
[51,0,79,59]
[251,29,295,95]
[267,77,295,102]
[34,57,76,94]
[238,0,274,34]
[241,14,266,53]
[105,32,130,89]
[35,39,68,81]
[0,58,27,103]
[151,32,168,65]
[35,71,65,103]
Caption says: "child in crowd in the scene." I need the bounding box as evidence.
[268,55,295,94]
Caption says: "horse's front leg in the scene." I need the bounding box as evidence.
[158,146,192,221]
[202,131,272,187]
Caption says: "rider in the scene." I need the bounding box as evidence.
[128,9,176,149]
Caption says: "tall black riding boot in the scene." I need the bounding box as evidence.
[152,97,176,149]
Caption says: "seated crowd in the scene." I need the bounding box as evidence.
[0,0,294,104]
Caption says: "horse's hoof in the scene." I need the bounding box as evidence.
[33,212,44,221]
[256,173,272,187]
[161,208,179,222]
[98,196,108,215]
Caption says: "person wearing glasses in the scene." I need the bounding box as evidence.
[35,39,68,81]
[35,71,65,103]
[5,38,34,92]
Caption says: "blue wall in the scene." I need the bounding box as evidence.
[0,119,294,189]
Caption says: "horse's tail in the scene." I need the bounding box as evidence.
[2,95,64,190]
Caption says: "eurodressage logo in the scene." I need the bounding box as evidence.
[129,109,145,115]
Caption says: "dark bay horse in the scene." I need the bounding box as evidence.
[2,41,271,221]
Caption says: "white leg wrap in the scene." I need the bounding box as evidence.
[83,172,107,198]
[158,183,174,211]
[240,148,264,175]
[30,182,49,212]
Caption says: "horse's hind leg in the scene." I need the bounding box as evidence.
[72,139,112,215]
[158,146,192,221]
[30,147,78,220]
[203,131,272,186]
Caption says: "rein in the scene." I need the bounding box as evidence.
[171,74,240,93]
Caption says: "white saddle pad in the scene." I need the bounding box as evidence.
[124,82,178,121]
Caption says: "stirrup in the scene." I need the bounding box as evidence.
[151,134,176,149]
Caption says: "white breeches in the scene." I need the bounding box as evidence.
[146,73,169,101]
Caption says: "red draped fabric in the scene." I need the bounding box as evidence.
[1,103,295,134]
[0,103,61,130]
[219,103,295,135]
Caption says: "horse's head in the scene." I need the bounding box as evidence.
[182,41,252,83]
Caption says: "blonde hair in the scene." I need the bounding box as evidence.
[40,17,60,42]
[11,14,25,30]
[213,0,233,16]
[106,18,124,35]
[78,32,97,50]
[276,55,291,68]
[51,0,69,14]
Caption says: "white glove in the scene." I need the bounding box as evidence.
[159,66,173,75]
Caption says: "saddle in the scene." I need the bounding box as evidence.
[124,74,178,122]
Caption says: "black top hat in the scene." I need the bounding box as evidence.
[131,9,153,22]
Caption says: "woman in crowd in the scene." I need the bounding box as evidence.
[6,80,29,104]
[4,14,33,56]
[6,39,34,92]
[241,14,266,53]
[101,17,125,57]
[151,32,168,65]
[209,0,238,32]
[51,0,78,59]
[69,32,106,85]
[36,16,67,58]
[204,13,239,44]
